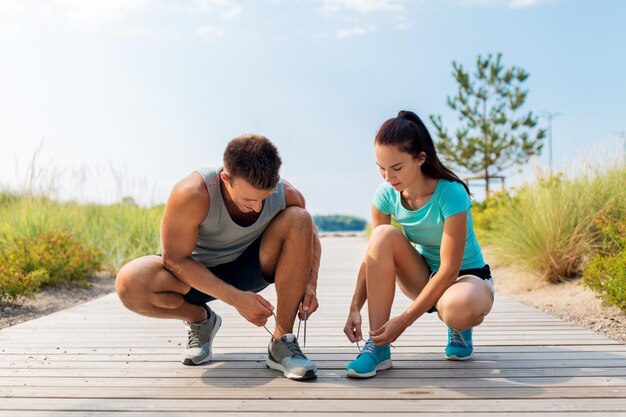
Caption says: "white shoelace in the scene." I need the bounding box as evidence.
[449,329,468,347]
[355,339,395,353]
[262,311,308,347]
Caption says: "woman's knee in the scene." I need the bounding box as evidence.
[368,224,403,251]
[437,285,491,329]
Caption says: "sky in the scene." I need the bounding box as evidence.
[1,0,624,220]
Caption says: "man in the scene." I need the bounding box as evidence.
[115,134,321,380]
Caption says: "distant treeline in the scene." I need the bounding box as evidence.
[313,215,367,232]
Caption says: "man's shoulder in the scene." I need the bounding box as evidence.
[281,179,305,209]
[169,172,210,212]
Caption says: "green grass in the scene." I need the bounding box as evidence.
[479,164,626,283]
[0,192,163,305]
[0,194,163,272]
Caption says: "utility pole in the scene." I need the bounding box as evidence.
[542,111,562,174]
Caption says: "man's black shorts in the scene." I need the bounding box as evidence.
[160,236,274,305]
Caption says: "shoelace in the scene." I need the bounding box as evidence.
[358,339,377,355]
[262,311,308,347]
[296,311,307,347]
[186,322,203,348]
[281,335,306,359]
[449,329,468,347]
[355,339,396,353]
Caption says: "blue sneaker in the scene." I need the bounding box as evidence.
[445,327,473,360]
[346,339,392,378]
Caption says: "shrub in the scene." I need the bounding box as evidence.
[472,189,518,243]
[0,228,102,305]
[22,228,103,286]
[583,215,626,312]
[0,255,47,305]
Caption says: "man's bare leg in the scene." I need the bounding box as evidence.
[259,206,314,338]
[115,256,207,323]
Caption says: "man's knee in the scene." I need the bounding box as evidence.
[276,206,314,235]
[115,264,138,309]
[115,260,152,310]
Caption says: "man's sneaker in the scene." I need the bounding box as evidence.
[266,333,317,380]
[182,307,222,366]
[445,327,473,360]
[346,338,392,378]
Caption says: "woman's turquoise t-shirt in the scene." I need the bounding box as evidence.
[373,179,485,273]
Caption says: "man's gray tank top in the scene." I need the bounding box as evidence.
[192,167,286,267]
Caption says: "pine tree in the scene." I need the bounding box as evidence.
[430,53,546,196]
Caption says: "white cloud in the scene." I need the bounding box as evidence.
[0,0,25,16]
[336,25,372,38]
[197,24,224,39]
[509,0,540,8]
[321,0,405,38]
[0,0,25,38]
[188,0,236,12]
[322,0,403,15]
[0,0,246,38]
[52,0,153,26]
[456,0,543,7]
[221,5,242,19]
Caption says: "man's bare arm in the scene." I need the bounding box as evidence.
[160,173,240,305]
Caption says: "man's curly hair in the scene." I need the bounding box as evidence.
[223,134,282,190]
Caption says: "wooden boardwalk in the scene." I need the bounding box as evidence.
[1,236,625,416]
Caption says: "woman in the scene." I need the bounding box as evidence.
[344,110,494,378]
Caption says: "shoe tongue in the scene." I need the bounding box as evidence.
[281,333,296,343]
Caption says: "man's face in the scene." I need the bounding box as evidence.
[222,173,274,213]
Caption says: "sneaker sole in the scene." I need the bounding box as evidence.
[346,359,393,379]
[182,314,223,366]
[265,358,317,381]
[445,352,472,361]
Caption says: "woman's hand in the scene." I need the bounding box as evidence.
[370,314,410,346]
[343,309,363,343]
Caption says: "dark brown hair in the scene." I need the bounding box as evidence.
[223,134,282,190]
[375,110,470,195]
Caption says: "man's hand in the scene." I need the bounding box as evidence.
[343,309,363,343]
[233,291,274,326]
[369,314,410,346]
[298,283,319,320]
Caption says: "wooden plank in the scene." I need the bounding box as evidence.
[3,386,626,400]
[2,376,624,388]
[2,367,625,378]
[4,359,626,370]
[0,413,624,417]
[2,398,626,412]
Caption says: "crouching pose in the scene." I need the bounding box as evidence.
[344,111,494,378]
[116,134,320,380]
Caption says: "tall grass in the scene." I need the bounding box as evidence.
[484,164,626,282]
[0,194,163,272]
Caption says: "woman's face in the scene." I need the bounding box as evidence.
[375,144,423,191]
